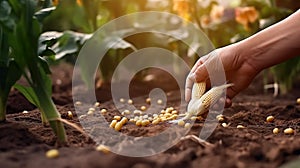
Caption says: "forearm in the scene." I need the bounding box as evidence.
[237,9,300,72]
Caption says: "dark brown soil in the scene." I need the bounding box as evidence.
[1,63,300,168]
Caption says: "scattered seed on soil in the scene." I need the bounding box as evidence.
[100,108,107,114]
[113,116,121,121]
[184,123,191,128]
[133,110,142,115]
[67,111,73,119]
[89,107,95,112]
[87,110,94,115]
[22,110,29,114]
[75,101,82,106]
[96,145,110,154]
[140,106,146,111]
[123,110,131,115]
[120,117,128,125]
[119,98,125,103]
[297,98,300,105]
[266,116,275,122]
[284,128,294,135]
[157,99,163,105]
[273,128,280,134]
[109,120,117,128]
[237,125,245,129]
[114,122,123,131]
[178,120,185,126]
[94,102,100,107]
[136,120,142,126]
[222,123,229,128]
[142,120,150,126]
[128,99,133,104]
[152,119,160,125]
[78,115,87,119]
[46,149,59,159]
[146,98,151,104]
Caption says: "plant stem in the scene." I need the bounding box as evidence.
[0,96,7,122]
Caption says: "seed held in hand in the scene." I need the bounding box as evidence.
[266,116,275,122]
[46,149,59,159]
[284,128,294,135]
[273,128,279,134]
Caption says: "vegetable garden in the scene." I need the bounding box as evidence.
[1,0,300,167]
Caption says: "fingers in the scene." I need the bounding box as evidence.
[185,73,195,102]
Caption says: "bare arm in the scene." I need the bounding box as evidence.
[186,9,300,107]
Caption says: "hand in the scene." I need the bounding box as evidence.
[185,44,260,107]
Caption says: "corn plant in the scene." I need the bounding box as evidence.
[0,0,67,143]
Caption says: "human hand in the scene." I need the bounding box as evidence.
[185,44,260,107]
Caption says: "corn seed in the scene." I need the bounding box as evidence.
[87,110,94,115]
[297,98,300,105]
[157,99,163,105]
[120,98,125,103]
[266,116,275,122]
[89,107,95,112]
[273,128,279,134]
[110,120,118,128]
[67,111,73,119]
[178,120,185,126]
[146,98,151,104]
[46,149,59,159]
[284,128,294,135]
[94,102,100,107]
[100,108,107,114]
[114,122,123,131]
[152,119,160,125]
[136,120,142,126]
[237,125,245,129]
[142,120,150,126]
[120,117,128,125]
[184,123,191,128]
[221,123,229,128]
[113,116,121,121]
[191,116,197,121]
[140,106,147,111]
[22,110,29,114]
[96,145,110,154]
[128,99,133,104]
[75,101,82,106]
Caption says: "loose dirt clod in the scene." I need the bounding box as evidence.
[284,128,294,135]
[46,149,59,159]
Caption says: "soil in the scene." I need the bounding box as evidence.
[1,63,300,168]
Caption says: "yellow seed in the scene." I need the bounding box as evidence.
[140,106,147,111]
[284,128,294,135]
[75,101,82,106]
[78,115,87,119]
[164,113,172,118]
[120,117,128,125]
[159,114,164,117]
[123,110,131,115]
[178,120,185,126]
[67,111,73,119]
[120,98,125,103]
[100,108,107,114]
[146,98,151,104]
[152,119,160,125]
[136,120,142,126]
[113,116,121,121]
[221,123,229,128]
[87,110,94,115]
[171,110,178,114]
[160,110,166,114]
[109,120,118,128]
[114,122,123,131]
[142,120,150,126]
[237,125,245,129]
[184,123,191,128]
[157,99,163,105]
[192,82,206,99]
[297,98,300,105]
[266,116,275,122]
[128,99,133,104]
[22,110,29,114]
[96,145,110,154]
[94,102,100,107]
[133,110,142,115]
[273,128,279,134]
[191,116,197,121]
[129,119,135,122]
[166,108,172,113]
[89,107,95,112]
[46,149,59,159]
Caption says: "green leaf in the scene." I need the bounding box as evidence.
[0,1,11,21]
[14,84,39,107]
[38,56,51,74]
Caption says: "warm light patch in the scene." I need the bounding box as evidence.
[235,6,259,30]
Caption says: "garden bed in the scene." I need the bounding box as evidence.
[1,63,300,168]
